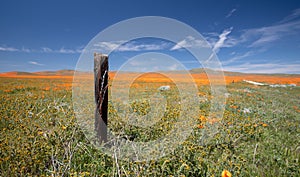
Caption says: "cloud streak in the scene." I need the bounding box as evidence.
[204,8,300,52]
[212,27,233,52]
[41,47,53,53]
[118,42,169,51]
[226,8,236,18]
[57,47,82,54]
[202,8,300,66]
[93,41,124,51]
[223,9,300,49]
[242,20,300,48]
[28,61,44,66]
[94,41,171,52]
[222,51,254,65]
[40,47,83,54]
[0,46,19,52]
[0,45,82,54]
[0,46,31,52]
[223,62,300,74]
[279,8,300,23]
[170,36,211,50]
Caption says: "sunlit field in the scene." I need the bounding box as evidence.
[0,72,299,176]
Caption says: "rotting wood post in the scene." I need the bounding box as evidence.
[94,53,108,143]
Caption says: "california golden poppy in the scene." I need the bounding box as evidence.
[222,170,232,177]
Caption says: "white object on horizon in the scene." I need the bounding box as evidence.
[269,83,297,88]
[243,80,265,86]
[269,84,287,88]
[225,93,230,98]
[158,85,170,91]
[243,108,251,113]
[243,79,297,88]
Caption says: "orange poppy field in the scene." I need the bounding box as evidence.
[1,70,299,88]
[0,70,299,176]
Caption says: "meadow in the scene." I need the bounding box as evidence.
[0,72,299,176]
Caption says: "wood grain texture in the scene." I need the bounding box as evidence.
[94,53,108,143]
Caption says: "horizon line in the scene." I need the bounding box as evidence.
[1,68,300,75]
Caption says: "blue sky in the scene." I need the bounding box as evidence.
[1,0,300,73]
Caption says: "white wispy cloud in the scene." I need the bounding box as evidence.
[212,27,233,52]
[226,8,237,18]
[202,8,300,66]
[57,47,82,54]
[21,47,31,53]
[232,9,300,49]
[0,46,19,52]
[167,63,180,71]
[223,51,254,65]
[279,8,300,23]
[2,41,169,54]
[242,20,300,48]
[118,42,169,51]
[204,8,300,53]
[181,60,198,64]
[223,62,300,74]
[41,46,82,54]
[94,41,125,51]
[41,47,53,53]
[119,52,186,72]
[170,36,211,50]
[28,61,44,66]
[0,45,82,54]
[94,41,170,52]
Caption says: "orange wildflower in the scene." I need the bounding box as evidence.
[230,105,237,109]
[222,170,232,177]
[199,115,207,122]
[198,124,204,129]
[43,87,50,91]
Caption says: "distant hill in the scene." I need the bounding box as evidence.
[0,69,75,78]
[35,70,74,76]
[0,68,299,78]
[189,68,300,77]
[189,68,247,76]
[3,71,39,76]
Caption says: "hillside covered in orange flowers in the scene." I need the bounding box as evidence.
[0,69,299,87]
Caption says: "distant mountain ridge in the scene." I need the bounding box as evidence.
[0,69,299,77]
[34,69,74,76]
[0,70,75,76]
[3,71,39,76]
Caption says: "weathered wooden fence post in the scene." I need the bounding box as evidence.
[94,53,108,143]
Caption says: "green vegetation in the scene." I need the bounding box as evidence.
[0,77,299,176]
